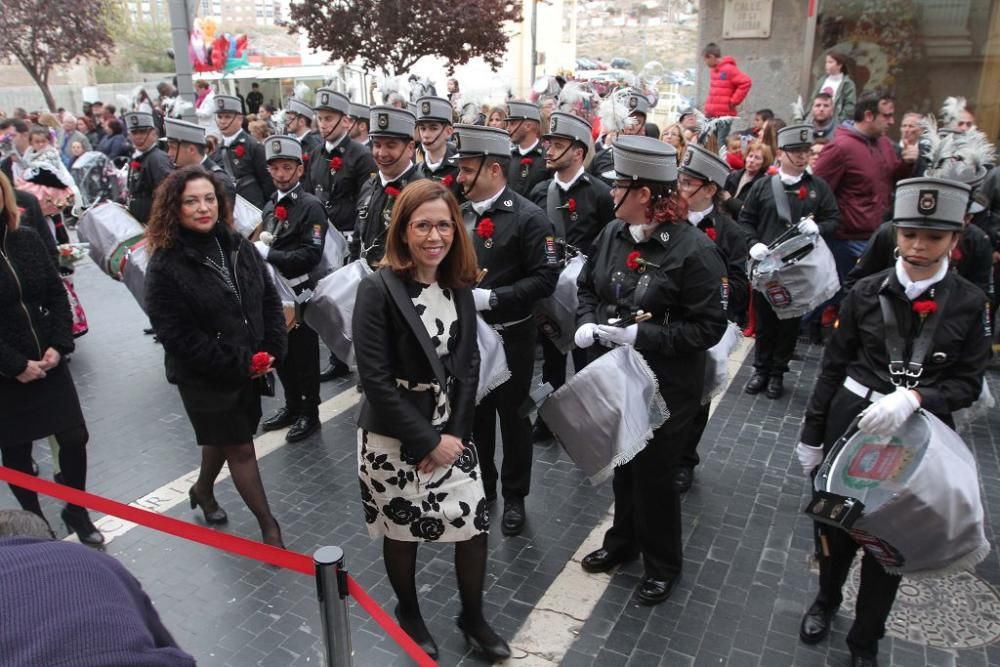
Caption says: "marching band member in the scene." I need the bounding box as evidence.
[738,124,839,399]
[284,98,322,155]
[210,95,275,210]
[589,91,651,187]
[795,177,990,667]
[162,118,235,204]
[505,101,549,197]
[414,96,462,200]
[575,136,728,605]
[123,111,173,225]
[349,102,372,148]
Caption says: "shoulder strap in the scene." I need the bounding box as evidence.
[770,174,793,227]
[221,145,237,178]
[545,180,567,242]
[377,270,450,391]
[878,281,952,388]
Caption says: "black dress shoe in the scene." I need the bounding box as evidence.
[531,419,553,443]
[286,414,320,442]
[143,327,155,335]
[62,507,105,546]
[581,548,638,573]
[395,605,438,660]
[501,498,526,536]
[745,372,768,395]
[673,467,694,493]
[189,487,228,525]
[319,359,351,382]
[457,615,511,661]
[799,598,838,644]
[850,653,878,667]
[261,407,297,432]
[637,574,680,605]
[766,374,785,399]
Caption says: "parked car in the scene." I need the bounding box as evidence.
[610,57,632,69]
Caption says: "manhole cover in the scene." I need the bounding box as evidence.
[843,563,1000,649]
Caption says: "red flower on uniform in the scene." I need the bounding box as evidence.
[251,352,271,374]
[798,186,808,200]
[477,218,495,239]
[912,300,937,318]
[951,246,963,263]
[626,251,642,271]
[130,160,141,171]
[385,186,401,197]
[705,226,718,241]
[520,157,533,166]
[274,205,288,221]
[567,198,577,213]
[330,156,343,171]
[302,153,310,163]
[233,145,245,159]
[441,174,454,188]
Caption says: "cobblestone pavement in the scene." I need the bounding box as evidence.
[5,260,1000,666]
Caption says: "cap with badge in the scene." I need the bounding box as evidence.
[453,125,511,158]
[124,111,156,131]
[214,95,244,115]
[678,143,729,188]
[543,112,592,152]
[264,135,304,164]
[606,135,678,183]
[893,177,970,231]
[506,101,542,123]
[286,98,314,122]
[624,90,652,117]
[349,102,370,120]
[416,96,454,124]
[777,124,815,151]
[369,105,416,139]
[163,118,206,146]
[313,88,351,116]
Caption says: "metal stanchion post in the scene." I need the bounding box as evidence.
[315,546,353,667]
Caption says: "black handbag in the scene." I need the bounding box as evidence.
[256,371,276,397]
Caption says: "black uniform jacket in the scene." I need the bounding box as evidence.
[145,225,287,389]
[462,186,559,324]
[693,208,750,320]
[416,144,463,201]
[529,172,615,258]
[577,220,729,402]
[260,183,328,290]
[298,130,323,156]
[844,220,993,296]
[587,147,614,187]
[127,146,173,224]
[210,130,275,210]
[201,156,236,205]
[801,269,990,446]
[507,143,549,197]
[351,165,425,265]
[737,172,839,246]
[304,133,376,233]
[14,190,58,269]
[353,268,479,461]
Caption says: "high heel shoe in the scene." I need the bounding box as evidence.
[457,614,511,661]
[189,487,228,525]
[261,518,285,549]
[62,507,105,546]
[394,604,438,660]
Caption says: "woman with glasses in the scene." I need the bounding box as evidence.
[352,179,510,661]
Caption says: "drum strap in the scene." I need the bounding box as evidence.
[770,175,793,227]
[878,285,950,388]
[545,180,568,244]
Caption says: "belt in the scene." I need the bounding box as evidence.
[491,315,532,332]
[843,376,887,403]
[287,274,310,288]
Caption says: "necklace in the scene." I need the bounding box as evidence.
[204,237,241,303]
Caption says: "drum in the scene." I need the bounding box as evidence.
[702,321,742,403]
[534,254,586,354]
[538,345,669,484]
[265,264,299,331]
[476,316,511,404]
[121,239,150,313]
[309,227,349,283]
[750,233,840,320]
[77,202,145,279]
[302,259,373,365]
[815,410,990,577]
[233,195,262,238]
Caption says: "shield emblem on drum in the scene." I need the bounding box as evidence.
[377,113,389,130]
[918,189,938,216]
[421,101,431,115]
[765,281,792,308]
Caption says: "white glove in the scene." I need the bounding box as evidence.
[595,323,638,347]
[749,243,770,261]
[857,388,921,438]
[254,241,270,259]
[797,217,819,235]
[796,442,825,475]
[472,288,493,311]
[259,231,275,246]
[574,323,599,349]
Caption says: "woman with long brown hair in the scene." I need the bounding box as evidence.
[144,166,287,547]
[722,140,773,217]
[352,179,510,661]
[0,171,102,544]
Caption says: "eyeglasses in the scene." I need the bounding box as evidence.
[610,182,633,191]
[677,178,704,192]
[409,220,456,236]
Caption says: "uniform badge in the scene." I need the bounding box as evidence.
[799,129,809,143]
[659,231,670,243]
[918,189,938,215]
[628,97,638,110]
[720,277,730,311]
[544,236,558,264]
[312,224,323,246]
[503,200,513,207]
[320,93,329,106]
[683,151,693,165]
[930,351,947,363]
[128,116,138,127]
[421,101,431,115]
[550,117,558,133]
[271,139,283,154]
[983,301,993,338]
[377,113,389,130]
[216,98,225,109]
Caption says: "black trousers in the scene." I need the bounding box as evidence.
[677,402,711,470]
[539,333,589,391]
[473,318,536,501]
[278,319,320,418]
[753,290,801,374]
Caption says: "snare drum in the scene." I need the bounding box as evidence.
[750,233,840,320]
[77,202,145,279]
[534,254,586,354]
[302,259,373,365]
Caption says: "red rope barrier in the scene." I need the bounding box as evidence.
[0,466,437,667]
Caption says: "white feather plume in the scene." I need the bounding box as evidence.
[791,96,805,123]
[698,115,738,144]
[925,124,996,188]
[598,89,634,135]
[939,96,967,128]
[920,114,941,163]
[293,82,310,100]
[558,81,595,113]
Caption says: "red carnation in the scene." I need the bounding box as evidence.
[233,144,246,159]
[302,153,310,163]
[626,250,642,272]
[520,157,533,166]
[912,300,937,318]
[477,217,495,239]
[705,226,718,241]
[951,246,963,263]
[330,156,343,171]
[441,174,454,188]
[767,165,779,175]
[385,186,401,197]
[274,205,288,221]
[567,198,577,213]
[798,186,808,200]
[130,160,141,171]
[251,351,271,374]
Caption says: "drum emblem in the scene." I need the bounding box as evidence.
[765,281,792,308]
[918,189,938,215]
[849,528,905,568]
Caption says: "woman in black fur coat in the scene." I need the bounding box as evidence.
[145,166,287,547]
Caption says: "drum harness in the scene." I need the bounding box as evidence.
[878,280,950,390]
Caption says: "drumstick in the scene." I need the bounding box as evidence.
[611,311,653,328]
[475,268,488,286]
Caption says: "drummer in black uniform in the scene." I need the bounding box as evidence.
[162,118,235,203]
[528,111,615,443]
[255,136,328,443]
[672,143,750,492]
[350,106,424,265]
[349,102,372,148]
[455,124,559,536]
[210,95,275,210]
[575,136,728,605]
[124,111,173,225]
[285,98,322,155]
[795,177,990,667]
[505,101,549,197]
[414,96,462,200]
[738,124,839,399]
[589,90,651,187]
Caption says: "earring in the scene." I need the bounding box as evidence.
[893,247,900,260]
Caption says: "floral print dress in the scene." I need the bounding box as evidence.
[357,281,489,542]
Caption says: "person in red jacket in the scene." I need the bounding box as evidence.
[702,43,752,145]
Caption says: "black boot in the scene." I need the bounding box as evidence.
[530,418,553,443]
[286,414,320,442]
[62,506,105,546]
[319,358,351,382]
[799,597,837,644]
[745,371,768,395]
[766,373,785,399]
[261,407,297,432]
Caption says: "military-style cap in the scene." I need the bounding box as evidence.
[369,105,416,138]
[543,112,592,149]
[285,98,314,122]
[349,102,370,120]
[506,101,541,123]
[607,135,678,183]
[416,96,453,124]
[893,177,970,231]
[778,124,814,150]
[453,125,511,158]
[625,91,652,117]
[214,95,244,115]
[264,134,303,163]
[163,118,206,146]
[678,144,729,188]
[124,111,156,131]
[313,88,351,116]
[407,103,418,118]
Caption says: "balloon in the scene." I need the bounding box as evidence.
[201,17,217,42]
[640,61,665,86]
[211,35,228,71]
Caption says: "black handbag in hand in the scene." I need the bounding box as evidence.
[256,371,276,397]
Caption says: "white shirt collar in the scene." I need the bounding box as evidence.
[555,166,585,192]
[688,204,714,226]
[423,150,444,172]
[778,168,804,186]
[221,130,242,147]
[379,162,414,188]
[276,182,301,203]
[895,256,950,301]
[324,133,348,153]
[517,139,539,156]
[471,186,506,215]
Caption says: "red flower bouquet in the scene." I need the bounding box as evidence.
[274,205,288,221]
[251,352,271,374]
[233,145,245,159]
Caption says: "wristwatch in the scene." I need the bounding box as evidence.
[488,291,499,309]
